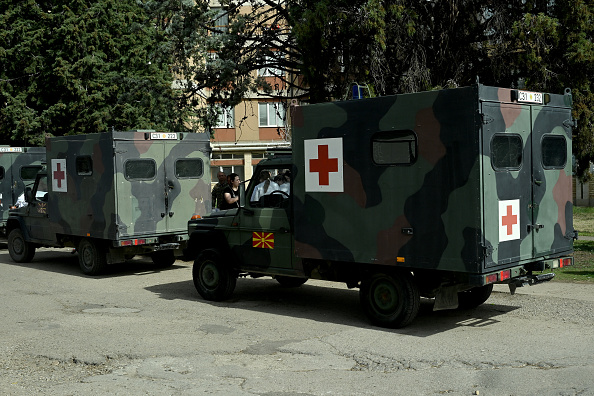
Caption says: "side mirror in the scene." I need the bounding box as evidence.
[24,187,33,203]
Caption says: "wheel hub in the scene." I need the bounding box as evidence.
[202,262,220,288]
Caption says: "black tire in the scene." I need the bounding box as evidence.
[457,284,493,309]
[8,228,36,263]
[192,249,236,301]
[151,250,176,268]
[78,239,107,275]
[275,276,307,288]
[360,272,420,328]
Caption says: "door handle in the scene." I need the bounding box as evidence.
[169,212,174,217]
[161,213,165,218]
[534,179,543,186]
[527,224,545,232]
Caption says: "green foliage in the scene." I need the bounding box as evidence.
[0,0,179,145]
[0,0,592,152]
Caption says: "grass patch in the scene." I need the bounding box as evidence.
[548,240,594,283]
[573,206,594,237]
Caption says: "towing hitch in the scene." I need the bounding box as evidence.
[508,273,555,295]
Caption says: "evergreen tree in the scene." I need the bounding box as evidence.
[0,0,179,145]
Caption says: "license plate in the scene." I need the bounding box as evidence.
[150,133,178,140]
[517,90,543,104]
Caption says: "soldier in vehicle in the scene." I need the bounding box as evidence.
[251,170,280,202]
[279,170,291,194]
[221,173,240,210]
[211,171,228,210]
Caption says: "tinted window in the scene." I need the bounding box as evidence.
[21,166,42,180]
[176,159,203,178]
[372,130,417,165]
[125,159,156,180]
[491,135,523,170]
[76,156,93,176]
[542,135,567,169]
[0,167,4,180]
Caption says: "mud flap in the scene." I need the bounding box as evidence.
[433,285,460,311]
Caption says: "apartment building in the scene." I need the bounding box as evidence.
[208,1,294,186]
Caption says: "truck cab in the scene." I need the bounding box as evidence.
[187,153,303,288]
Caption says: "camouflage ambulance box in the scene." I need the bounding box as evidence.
[292,84,574,275]
[7,131,211,274]
[0,146,46,237]
[187,84,575,328]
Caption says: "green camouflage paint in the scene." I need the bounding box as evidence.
[187,84,574,327]
[8,131,211,267]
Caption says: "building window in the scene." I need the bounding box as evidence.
[215,105,234,129]
[372,130,417,165]
[259,102,285,127]
[125,159,156,180]
[491,134,523,170]
[258,55,282,77]
[212,153,243,160]
[211,8,228,35]
[542,135,567,169]
[211,165,245,183]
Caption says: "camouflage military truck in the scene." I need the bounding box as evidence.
[187,84,575,328]
[0,146,47,238]
[7,131,211,275]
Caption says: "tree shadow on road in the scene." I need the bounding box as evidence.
[145,277,520,337]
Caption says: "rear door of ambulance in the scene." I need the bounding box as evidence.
[481,90,573,268]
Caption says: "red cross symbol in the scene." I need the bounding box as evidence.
[309,145,338,186]
[54,162,65,188]
[501,205,517,235]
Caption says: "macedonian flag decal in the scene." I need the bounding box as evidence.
[252,232,274,249]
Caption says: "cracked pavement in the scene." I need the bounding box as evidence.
[1,247,593,395]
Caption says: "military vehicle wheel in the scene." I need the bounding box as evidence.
[457,284,493,309]
[193,249,236,301]
[360,272,420,328]
[78,239,107,275]
[151,250,176,268]
[8,228,36,263]
[275,276,307,287]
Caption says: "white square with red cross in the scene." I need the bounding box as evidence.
[304,138,344,193]
[51,159,67,193]
[499,199,520,242]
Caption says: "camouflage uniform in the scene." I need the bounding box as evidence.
[211,181,228,209]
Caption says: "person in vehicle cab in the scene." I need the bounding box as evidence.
[221,173,240,210]
[250,170,280,202]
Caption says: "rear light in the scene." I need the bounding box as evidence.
[500,269,511,281]
[558,257,572,268]
[485,273,498,284]
[551,257,573,268]
[117,237,157,247]
[191,214,201,220]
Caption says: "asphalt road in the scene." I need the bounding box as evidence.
[1,246,593,396]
